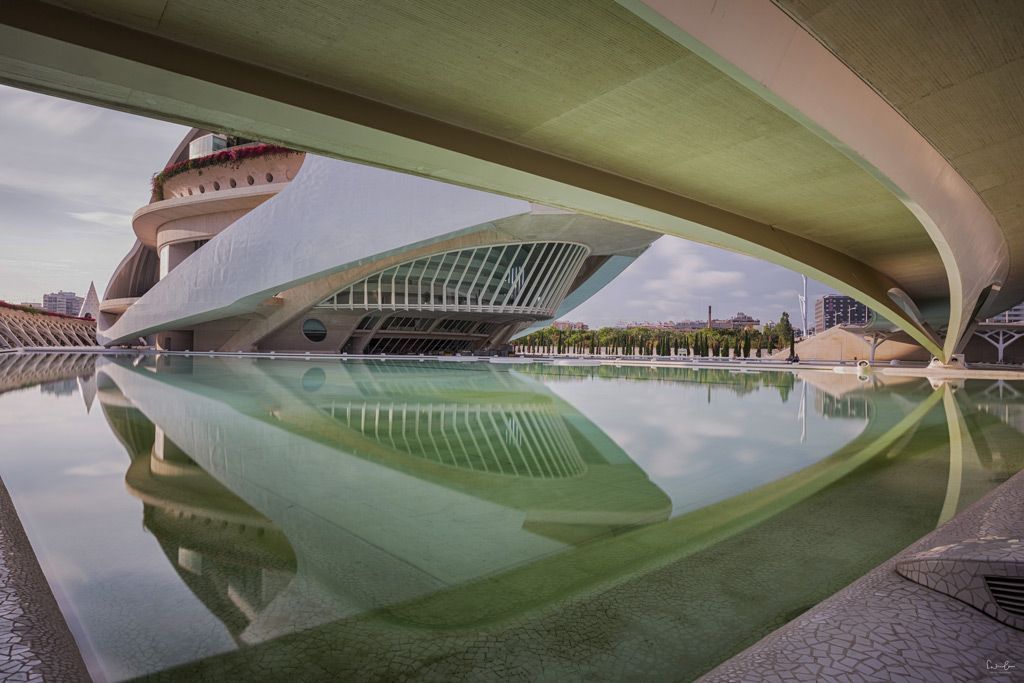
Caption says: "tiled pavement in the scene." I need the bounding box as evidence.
[702,469,1024,682]
[0,479,89,682]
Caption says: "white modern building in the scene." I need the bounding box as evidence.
[99,130,659,353]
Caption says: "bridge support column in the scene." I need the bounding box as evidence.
[974,329,1024,364]
[865,331,894,363]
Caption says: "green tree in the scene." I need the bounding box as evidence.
[777,312,794,350]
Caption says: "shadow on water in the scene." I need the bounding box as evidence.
[2,353,1024,681]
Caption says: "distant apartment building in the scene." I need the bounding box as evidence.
[671,311,761,332]
[719,312,760,330]
[670,320,704,331]
[624,321,666,329]
[624,320,686,330]
[985,301,1024,324]
[814,295,869,332]
[42,290,84,317]
[551,321,588,331]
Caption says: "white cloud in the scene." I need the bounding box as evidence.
[63,460,124,477]
[0,156,147,213]
[0,257,74,271]
[69,211,133,229]
[0,84,189,303]
[1,89,102,135]
[563,235,838,327]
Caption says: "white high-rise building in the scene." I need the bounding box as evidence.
[42,290,84,316]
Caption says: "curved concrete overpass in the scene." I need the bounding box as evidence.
[1,1,1021,359]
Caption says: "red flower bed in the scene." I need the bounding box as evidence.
[150,143,296,200]
[0,300,94,321]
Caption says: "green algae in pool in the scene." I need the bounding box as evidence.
[0,353,1021,681]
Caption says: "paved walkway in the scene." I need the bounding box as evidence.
[702,470,1024,682]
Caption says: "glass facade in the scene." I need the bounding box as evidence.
[316,242,590,317]
[187,133,228,160]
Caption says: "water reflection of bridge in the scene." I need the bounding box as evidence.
[75,357,1024,679]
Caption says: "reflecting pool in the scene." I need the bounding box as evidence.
[0,353,1022,681]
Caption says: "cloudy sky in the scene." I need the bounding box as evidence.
[0,84,834,326]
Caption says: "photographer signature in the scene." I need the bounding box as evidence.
[986,659,1017,672]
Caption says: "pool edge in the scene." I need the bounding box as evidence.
[0,474,91,682]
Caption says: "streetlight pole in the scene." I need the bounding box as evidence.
[798,275,808,338]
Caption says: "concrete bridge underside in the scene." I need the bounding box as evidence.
[1,0,1021,361]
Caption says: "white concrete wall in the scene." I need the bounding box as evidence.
[100,156,532,345]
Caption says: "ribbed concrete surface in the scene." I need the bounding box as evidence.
[775,0,1024,319]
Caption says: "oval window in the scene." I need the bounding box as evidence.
[213,181,221,191]
[302,318,327,342]
[229,178,237,188]
[265,172,274,183]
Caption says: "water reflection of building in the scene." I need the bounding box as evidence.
[100,394,297,644]
[96,357,672,644]
[815,392,870,420]
[321,399,585,478]
[92,359,1024,681]
[0,352,96,397]
[32,354,1021,680]
[40,378,78,396]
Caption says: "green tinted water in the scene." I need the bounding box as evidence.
[0,353,1021,681]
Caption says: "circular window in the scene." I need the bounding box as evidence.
[229,178,237,188]
[265,172,274,183]
[247,175,255,186]
[302,367,326,392]
[213,181,221,191]
[302,318,327,342]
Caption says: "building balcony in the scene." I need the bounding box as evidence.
[99,297,139,315]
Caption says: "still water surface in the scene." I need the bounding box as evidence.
[1,353,1022,681]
